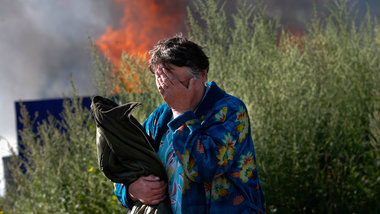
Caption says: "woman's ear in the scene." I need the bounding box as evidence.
[200,69,208,82]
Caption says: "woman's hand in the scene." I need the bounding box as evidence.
[128,174,167,205]
[155,67,205,118]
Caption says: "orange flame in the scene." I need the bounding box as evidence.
[286,26,305,50]
[96,0,187,66]
[277,26,305,51]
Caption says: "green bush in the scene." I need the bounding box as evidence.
[0,89,125,213]
[187,0,380,213]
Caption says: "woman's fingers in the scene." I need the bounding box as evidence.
[156,76,164,94]
[157,73,170,90]
[128,175,167,205]
[139,182,167,205]
[150,195,167,205]
[142,174,160,181]
[159,67,175,85]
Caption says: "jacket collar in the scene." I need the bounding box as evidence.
[194,81,226,118]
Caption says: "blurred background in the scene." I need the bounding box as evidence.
[0,0,379,197]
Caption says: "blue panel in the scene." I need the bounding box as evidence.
[14,96,92,161]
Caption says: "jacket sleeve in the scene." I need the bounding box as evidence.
[168,97,252,182]
[114,183,135,209]
[142,111,156,143]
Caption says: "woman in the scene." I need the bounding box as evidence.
[114,35,266,214]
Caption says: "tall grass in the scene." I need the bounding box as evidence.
[1,87,125,213]
[188,0,380,212]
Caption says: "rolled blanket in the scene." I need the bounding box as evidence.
[91,96,172,214]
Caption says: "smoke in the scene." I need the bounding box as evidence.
[217,0,379,34]
[0,0,123,154]
[0,0,125,196]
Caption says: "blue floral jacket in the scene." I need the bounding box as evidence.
[114,81,265,214]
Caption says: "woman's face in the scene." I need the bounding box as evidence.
[154,63,208,113]
[155,64,205,88]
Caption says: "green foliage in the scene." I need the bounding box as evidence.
[0,90,125,213]
[188,0,380,213]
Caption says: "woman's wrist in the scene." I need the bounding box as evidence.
[127,185,138,202]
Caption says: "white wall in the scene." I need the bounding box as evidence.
[0,137,16,196]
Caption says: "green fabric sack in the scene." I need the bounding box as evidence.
[91,96,172,214]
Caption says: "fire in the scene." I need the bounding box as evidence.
[96,0,187,66]
[277,26,305,51]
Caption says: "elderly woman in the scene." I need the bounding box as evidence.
[114,35,266,214]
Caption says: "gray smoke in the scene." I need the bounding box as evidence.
[201,0,379,32]
[0,0,125,195]
[262,0,380,31]
[0,0,123,147]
